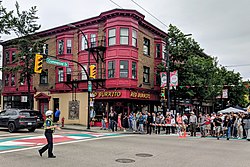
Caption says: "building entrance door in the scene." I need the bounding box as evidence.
[39,99,49,120]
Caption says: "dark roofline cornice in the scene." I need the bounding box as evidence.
[2,9,167,45]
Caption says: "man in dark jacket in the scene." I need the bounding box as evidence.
[146,112,153,135]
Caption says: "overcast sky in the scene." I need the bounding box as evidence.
[1,0,250,80]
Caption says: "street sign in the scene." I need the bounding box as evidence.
[46,58,69,67]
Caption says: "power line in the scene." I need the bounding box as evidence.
[225,64,250,67]
[130,0,168,28]
[108,0,123,9]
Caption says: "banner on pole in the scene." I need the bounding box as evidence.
[170,70,178,88]
[160,72,167,88]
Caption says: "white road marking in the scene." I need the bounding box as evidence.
[0,135,132,154]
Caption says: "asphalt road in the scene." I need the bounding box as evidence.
[0,130,250,167]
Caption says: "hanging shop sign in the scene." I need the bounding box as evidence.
[130,92,150,99]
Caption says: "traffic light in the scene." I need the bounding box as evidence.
[34,54,43,73]
[160,87,165,99]
[89,65,96,79]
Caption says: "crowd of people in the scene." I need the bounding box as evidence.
[100,109,250,140]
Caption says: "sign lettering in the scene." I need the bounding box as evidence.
[130,92,150,99]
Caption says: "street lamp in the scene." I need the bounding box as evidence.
[67,23,91,129]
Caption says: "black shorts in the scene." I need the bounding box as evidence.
[54,117,59,122]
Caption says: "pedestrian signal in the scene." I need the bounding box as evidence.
[34,54,43,73]
[89,65,96,79]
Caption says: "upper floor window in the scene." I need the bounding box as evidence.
[132,29,137,47]
[143,38,150,55]
[66,39,72,54]
[5,51,10,64]
[12,51,16,62]
[66,67,72,82]
[40,70,48,84]
[58,68,64,82]
[143,66,150,83]
[44,44,49,55]
[108,28,116,46]
[108,61,115,78]
[81,65,87,80]
[11,74,15,86]
[90,34,96,48]
[5,74,9,86]
[120,60,128,78]
[132,62,137,79]
[156,71,161,85]
[162,44,166,59]
[156,44,161,58]
[58,40,64,55]
[81,35,88,50]
[120,28,129,45]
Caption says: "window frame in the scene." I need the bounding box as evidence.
[156,44,161,58]
[108,61,115,78]
[119,60,129,78]
[11,74,15,86]
[108,28,116,46]
[58,68,64,82]
[132,29,137,47]
[4,74,10,86]
[132,62,137,79]
[58,39,64,55]
[66,67,72,82]
[81,34,88,50]
[5,51,10,64]
[90,34,96,48]
[143,66,150,83]
[81,65,88,80]
[120,28,129,45]
[143,38,150,56]
[40,69,48,84]
[66,39,72,54]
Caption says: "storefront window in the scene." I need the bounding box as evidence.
[120,60,128,78]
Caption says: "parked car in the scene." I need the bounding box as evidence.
[36,113,45,128]
[0,109,38,133]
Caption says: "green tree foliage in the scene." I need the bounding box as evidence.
[1,2,45,109]
[164,24,247,109]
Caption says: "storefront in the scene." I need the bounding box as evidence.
[92,89,160,126]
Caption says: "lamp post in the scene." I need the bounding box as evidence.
[67,24,91,129]
[166,33,192,114]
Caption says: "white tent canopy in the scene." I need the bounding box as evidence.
[217,107,247,114]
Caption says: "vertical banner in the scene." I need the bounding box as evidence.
[170,70,178,88]
[160,72,167,88]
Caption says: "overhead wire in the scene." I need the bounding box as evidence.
[108,0,123,9]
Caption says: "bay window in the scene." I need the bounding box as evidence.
[91,34,96,47]
[81,35,88,50]
[132,29,137,47]
[120,28,129,45]
[132,62,137,79]
[108,28,116,46]
[58,40,64,55]
[66,39,72,54]
[120,60,128,78]
[108,61,115,78]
